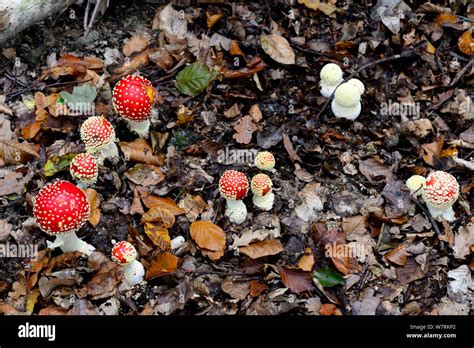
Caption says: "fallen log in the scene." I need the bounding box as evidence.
[0,0,77,44]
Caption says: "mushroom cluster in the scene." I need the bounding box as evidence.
[406,171,460,221]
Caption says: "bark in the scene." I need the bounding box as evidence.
[0,0,77,43]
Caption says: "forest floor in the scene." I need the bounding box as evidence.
[0,0,472,315]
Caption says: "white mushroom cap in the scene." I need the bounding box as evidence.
[334,82,361,107]
[406,175,426,194]
[347,78,365,95]
[320,63,343,86]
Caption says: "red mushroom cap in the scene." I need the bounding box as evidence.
[111,241,137,264]
[251,173,272,196]
[422,171,459,208]
[33,180,90,235]
[255,151,275,170]
[219,170,249,200]
[112,75,155,122]
[80,116,116,150]
[70,153,98,184]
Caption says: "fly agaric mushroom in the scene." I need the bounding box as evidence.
[251,173,274,211]
[219,170,249,224]
[406,175,426,196]
[420,171,459,222]
[331,82,362,120]
[70,153,98,188]
[80,116,119,164]
[255,151,276,171]
[111,241,145,286]
[320,63,343,97]
[112,75,155,138]
[33,180,95,255]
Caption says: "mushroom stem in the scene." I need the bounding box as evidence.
[126,119,150,138]
[331,100,361,121]
[252,192,275,211]
[426,205,456,222]
[225,199,247,224]
[122,260,145,286]
[87,142,118,165]
[320,82,341,98]
[47,232,95,255]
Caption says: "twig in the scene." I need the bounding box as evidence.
[314,47,420,120]
[450,58,473,87]
[410,196,445,250]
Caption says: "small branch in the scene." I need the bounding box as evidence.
[450,58,473,87]
[410,196,444,250]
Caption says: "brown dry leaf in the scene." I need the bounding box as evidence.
[190,220,226,252]
[39,306,68,315]
[119,139,164,166]
[434,13,457,25]
[221,276,250,300]
[139,192,185,215]
[239,239,283,259]
[124,164,166,187]
[144,222,171,250]
[130,188,145,215]
[249,104,262,123]
[176,105,195,125]
[0,301,24,315]
[260,33,296,65]
[358,158,393,183]
[206,12,223,29]
[224,103,241,118]
[141,207,175,227]
[111,49,151,81]
[0,171,32,196]
[320,303,341,315]
[123,34,150,57]
[21,121,43,140]
[146,252,179,280]
[282,133,302,162]
[0,140,40,166]
[439,219,454,246]
[384,244,408,266]
[39,54,87,81]
[453,223,474,259]
[158,4,188,39]
[230,40,245,57]
[26,288,40,313]
[327,243,362,275]
[279,267,313,293]
[201,249,224,261]
[298,248,315,271]
[298,0,338,16]
[178,194,209,221]
[458,30,474,55]
[84,188,101,226]
[249,280,268,297]
[233,115,257,144]
[148,48,174,70]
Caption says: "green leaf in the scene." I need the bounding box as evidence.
[175,63,219,96]
[43,154,77,177]
[59,83,97,113]
[313,268,345,288]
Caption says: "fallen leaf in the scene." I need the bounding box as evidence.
[298,0,338,16]
[282,133,301,162]
[233,115,258,144]
[230,40,245,57]
[453,223,474,259]
[260,33,296,65]
[26,288,40,313]
[141,207,175,227]
[280,267,313,293]
[178,194,208,221]
[221,276,250,300]
[298,248,315,271]
[139,192,185,215]
[146,252,179,279]
[359,158,393,183]
[320,303,340,315]
[158,4,188,39]
[239,240,283,259]
[249,280,268,297]
[123,34,150,57]
[43,153,76,177]
[313,267,345,287]
[190,220,226,254]
[176,62,218,96]
[249,104,262,123]
[84,188,101,226]
[384,244,408,266]
[458,30,474,55]
[224,103,241,118]
[119,139,164,166]
[124,164,166,186]
[435,13,457,25]
[0,140,40,167]
[206,12,223,29]
[144,222,171,250]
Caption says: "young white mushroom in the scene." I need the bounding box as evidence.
[254,151,276,171]
[346,78,365,95]
[111,241,145,286]
[331,82,362,120]
[251,174,274,211]
[218,170,249,224]
[420,171,459,222]
[406,175,426,196]
[319,63,343,97]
